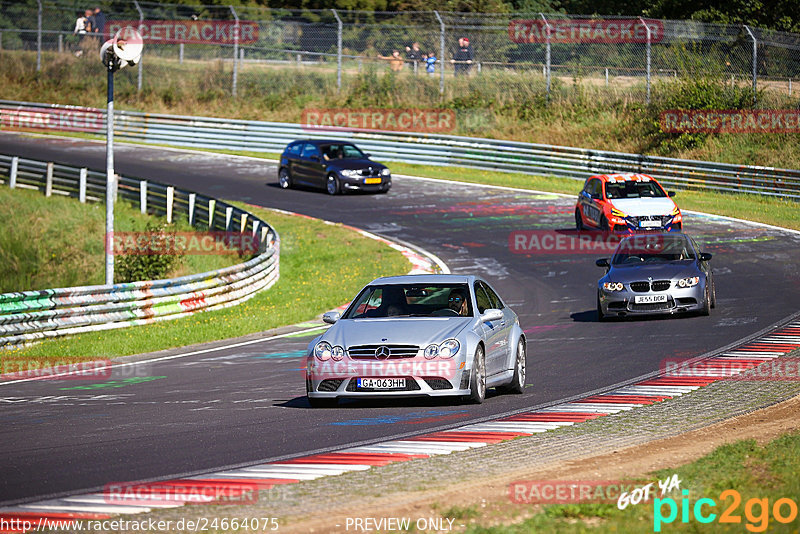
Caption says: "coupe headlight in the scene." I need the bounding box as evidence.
[677,277,700,288]
[603,282,624,291]
[381,168,390,176]
[314,341,332,361]
[424,344,439,359]
[331,345,345,361]
[438,339,460,359]
[340,169,360,178]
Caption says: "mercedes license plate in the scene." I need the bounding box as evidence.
[357,378,405,389]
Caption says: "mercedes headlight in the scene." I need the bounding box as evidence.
[438,339,460,359]
[381,168,390,176]
[340,169,360,178]
[603,282,624,291]
[677,277,700,288]
[314,341,332,361]
[331,345,345,361]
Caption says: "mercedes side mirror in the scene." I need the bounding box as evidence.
[481,309,503,323]
[322,311,340,324]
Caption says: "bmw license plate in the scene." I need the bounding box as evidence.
[634,294,668,304]
[364,178,381,185]
[358,378,405,389]
[639,220,662,228]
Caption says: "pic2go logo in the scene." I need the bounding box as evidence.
[654,489,799,532]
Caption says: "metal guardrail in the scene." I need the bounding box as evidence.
[0,154,280,347]
[1,100,798,200]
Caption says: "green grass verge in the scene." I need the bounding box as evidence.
[470,431,800,533]
[0,186,240,293]
[2,203,410,366]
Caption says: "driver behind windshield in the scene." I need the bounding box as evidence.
[448,289,468,316]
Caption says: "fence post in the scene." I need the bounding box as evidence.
[743,25,757,104]
[9,156,18,188]
[639,18,651,104]
[58,34,63,53]
[434,10,445,95]
[208,199,216,229]
[188,192,196,226]
[331,9,342,91]
[79,168,87,202]
[139,180,147,212]
[133,0,144,92]
[225,206,233,231]
[0,30,3,51]
[790,78,793,96]
[166,186,174,223]
[36,0,42,72]
[230,5,239,97]
[45,162,53,197]
[605,67,609,86]
[541,13,551,102]
[179,43,184,63]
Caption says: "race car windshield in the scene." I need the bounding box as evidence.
[343,284,473,318]
[612,235,696,265]
[605,181,666,199]
[320,144,365,160]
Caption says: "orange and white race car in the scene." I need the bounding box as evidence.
[575,173,682,233]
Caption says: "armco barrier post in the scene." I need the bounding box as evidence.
[9,156,18,188]
[225,206,233,231]
[140,180,147,213]
[166,186,174,223]
[79,168,87,202]
[743,25,758,104]
[45,162,53,197]
[188,192,196,226]
[208,199,216,229]
[240,213,248,233]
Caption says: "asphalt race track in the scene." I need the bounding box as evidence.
[2,133,800,504]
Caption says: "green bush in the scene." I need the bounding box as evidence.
[115,220,181,283]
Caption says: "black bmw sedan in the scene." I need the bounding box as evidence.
[278,140,391,195]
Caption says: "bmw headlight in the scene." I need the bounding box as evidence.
[438,339,460,359]
[603,282,624,291]
[340,169,361,178]
[677,277,700,288]
[314,341,332,361]
[331,345,345,361]
[381,168,390,176]
[424,344,439,359]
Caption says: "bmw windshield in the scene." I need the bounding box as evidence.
[343,284,473,318]
[612,235,696,265]
[320,143,366,160]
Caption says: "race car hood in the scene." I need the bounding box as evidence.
[321,317,472,348]
[608,261,699,282]
[609,198,677,217]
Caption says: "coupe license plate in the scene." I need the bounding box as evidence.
[364,177,381,184]
[358,378,405,389]
[639,220,662,228]
[634,294,668,304]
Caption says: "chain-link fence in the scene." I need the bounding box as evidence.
[2,1,800,104]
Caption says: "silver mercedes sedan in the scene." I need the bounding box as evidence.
[305,274,526,407]
[596,232,716,320]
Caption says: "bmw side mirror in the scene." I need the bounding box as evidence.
[322,311,340,324]
[668,191,676,197]
[596,258,610,268]
[481,309,503,323]
[699,252,713,261]
[365,153,372,158]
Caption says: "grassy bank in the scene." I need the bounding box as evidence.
[2,203,410,365]
[468,431,800,533]
[3,50,800,169]
[0,186,241,293]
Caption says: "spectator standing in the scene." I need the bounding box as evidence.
[378,50,405,72]
[405,42,422,70]
[425,52,437,75]
[452,37,474,76]
[91,7,106,37]
[73,11,88,35]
